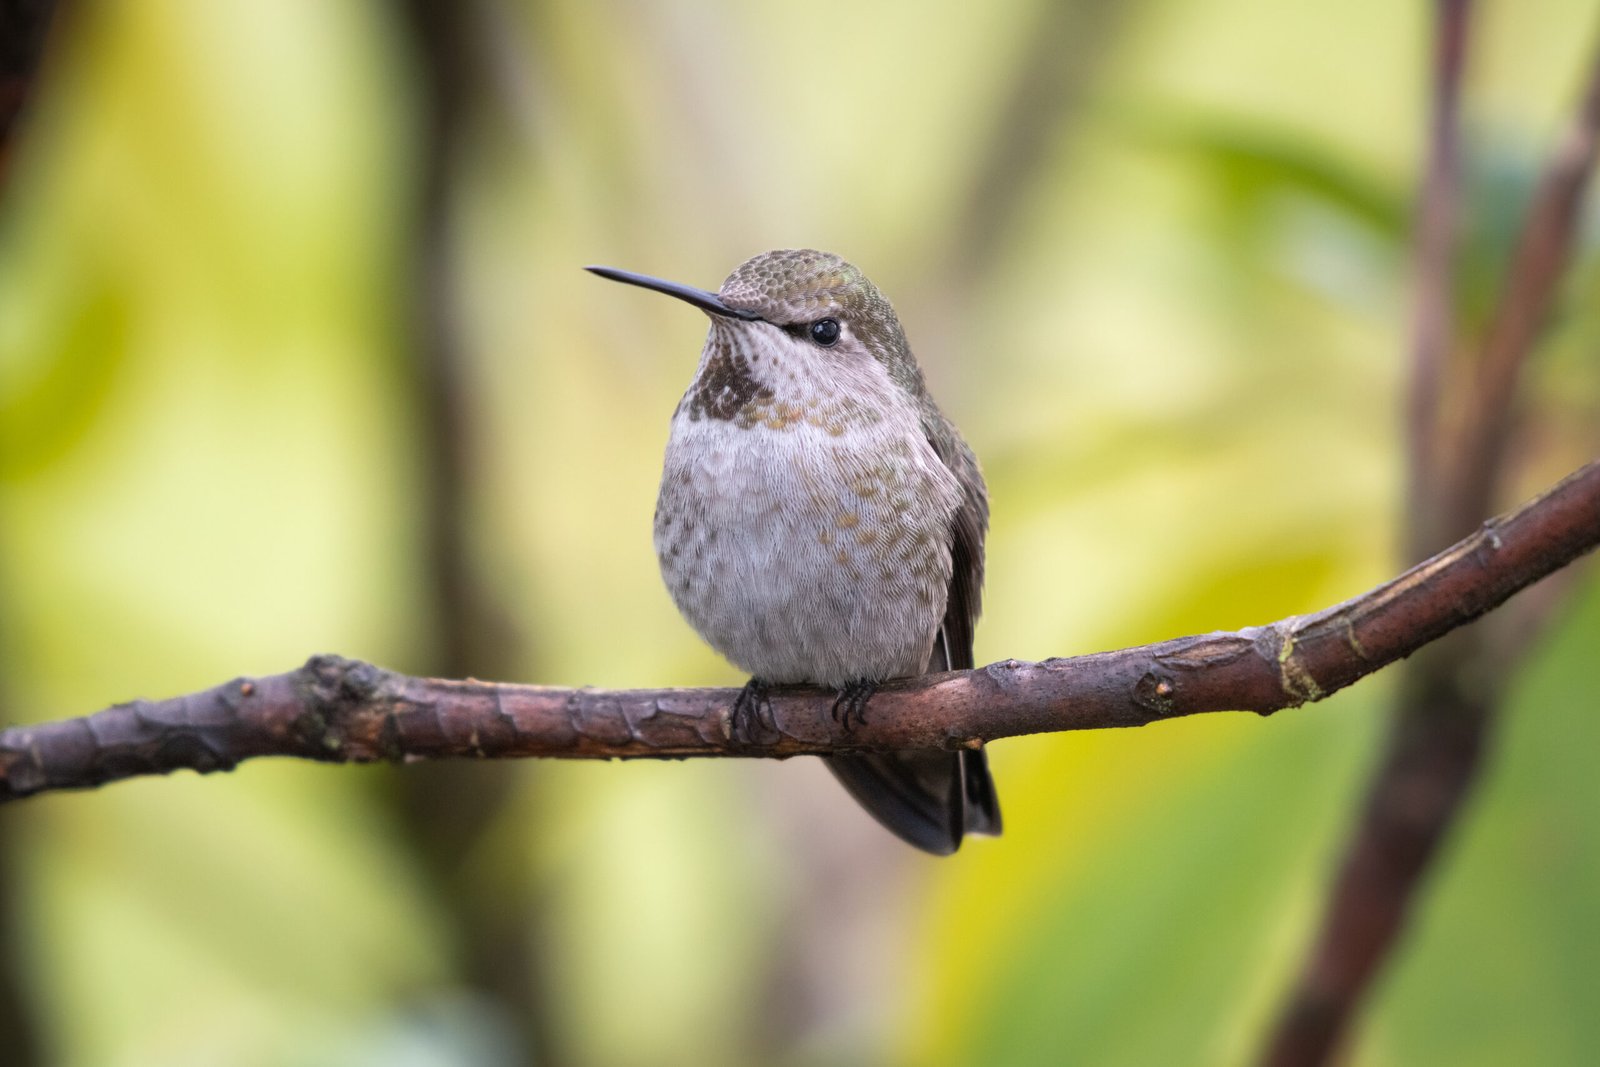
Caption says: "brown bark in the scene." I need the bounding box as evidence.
[3,459,1595,800]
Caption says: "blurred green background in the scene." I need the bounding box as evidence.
[1,1,1598,1065]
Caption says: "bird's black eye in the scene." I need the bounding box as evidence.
[809,318,841,347]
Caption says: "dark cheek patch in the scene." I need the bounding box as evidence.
[688,336,773,421]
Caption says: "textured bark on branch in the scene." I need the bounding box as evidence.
[1,459,1596,803]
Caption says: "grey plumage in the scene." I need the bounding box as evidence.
[589,250,1000,854]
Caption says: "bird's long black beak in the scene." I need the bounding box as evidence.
[586,265,762,321]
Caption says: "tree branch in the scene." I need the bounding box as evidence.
[1,460,1594,802]
[1406,0,1469,557]
[1451,20,1600,535]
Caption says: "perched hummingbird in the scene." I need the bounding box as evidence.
[588,249,1000,854]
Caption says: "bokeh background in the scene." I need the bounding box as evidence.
[2,1,1599,1065]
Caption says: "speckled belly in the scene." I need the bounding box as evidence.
[654,419,961,688]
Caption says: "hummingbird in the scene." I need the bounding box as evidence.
[588,249,1000,854]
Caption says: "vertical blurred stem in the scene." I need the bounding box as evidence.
[1449,35,1600,537]
[393,2,560,1063]
[939,0,1130,292]
[1405,0,1468,561]
[0,635,40,1067]
[1263,5,1600,1065]
[0,3,59,1062]
[0,0,56,185]
[0,602,40,1067]
[1263,3,1473,1064]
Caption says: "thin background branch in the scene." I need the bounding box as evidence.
[1262,5,1600,1064]
[0,1,63,1062]
[1406,0,1470,561]
[939,0,1130,291]
[0,0,54,186]
[392,2,560,1063]
[1453,27,1600,534]
[913,0,1135,386]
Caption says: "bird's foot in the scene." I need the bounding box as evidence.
[731,678,780,746]
[831,680,877,732]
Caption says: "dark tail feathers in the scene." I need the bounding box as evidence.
[825,746,1001,856]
